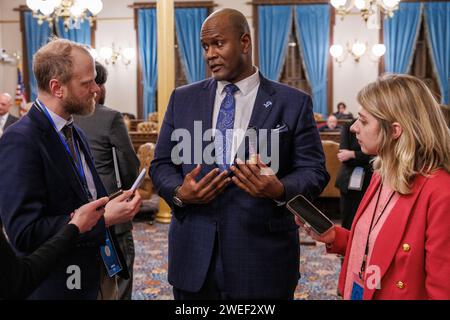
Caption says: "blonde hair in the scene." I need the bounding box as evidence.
[441,104,450,129]
[32,38,92,93]
[357,74,450,194]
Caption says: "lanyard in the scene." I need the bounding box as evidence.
[35,100,92,200]
[359,184,395,280]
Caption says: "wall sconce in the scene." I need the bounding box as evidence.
[96,44,135,66]
[330,41,386,65]
[0,49,20,65]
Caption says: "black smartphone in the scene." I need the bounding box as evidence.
[109,189,124,200]
[95,190,123,211]
[286,194,334,235]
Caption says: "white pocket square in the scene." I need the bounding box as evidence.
[272,123,288,133]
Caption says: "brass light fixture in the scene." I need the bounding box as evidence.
[330,0,401,22]
[26,0,103,30]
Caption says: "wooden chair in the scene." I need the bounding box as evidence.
[136,142,156,200]
[137,121,158,133]
[320,140,341,198]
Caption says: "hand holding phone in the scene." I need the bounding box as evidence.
[127,168,146,201]
[286,194,334,236]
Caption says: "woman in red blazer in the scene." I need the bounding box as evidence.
[298,74,450,299]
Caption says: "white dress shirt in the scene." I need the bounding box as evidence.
[212,67,260,163]
[0,113,9,136]
[37,102,98,200]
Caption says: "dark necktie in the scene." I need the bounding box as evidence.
[215,83,239,171]
[62,123,81,169]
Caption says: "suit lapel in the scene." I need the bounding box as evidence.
[29,104,88,202]
[363,175,428,300]
[247,73,276,130]
[4,115,13,128]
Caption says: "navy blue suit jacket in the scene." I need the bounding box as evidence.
[0,104,128,299]
[150,74,329,299]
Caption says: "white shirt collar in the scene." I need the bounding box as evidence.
[0,113,9,124]
[37,100,73,132]
[217,66,260,97]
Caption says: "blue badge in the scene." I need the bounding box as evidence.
[351,281,364,300]
[100,231,123,277]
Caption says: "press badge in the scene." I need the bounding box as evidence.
[351,273,364,300]
[100,231,122,277]
[348,166,365,191]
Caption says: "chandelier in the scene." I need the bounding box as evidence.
[330,0,401,22]
[330,41,386,64]
[26,0,103,30]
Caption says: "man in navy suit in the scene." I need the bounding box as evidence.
[0,92,19,230]
[0,93,19,136]
[0,39,142,299]
[150,8,329,299]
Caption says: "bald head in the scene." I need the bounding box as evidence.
[327,115,338,129]
[0,93,13,116]
[201,8,254,83]
[203,8,250,39]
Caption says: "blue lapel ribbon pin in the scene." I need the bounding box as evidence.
[263,101,272,108]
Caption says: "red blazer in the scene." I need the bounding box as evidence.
[328,169,450,299]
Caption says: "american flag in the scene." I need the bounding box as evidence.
[15,64,28,116]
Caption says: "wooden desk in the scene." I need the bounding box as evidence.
[320,132,340,144]
[316,119,353,127]
[129,131,158,152]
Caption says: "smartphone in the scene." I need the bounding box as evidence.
[108,189,123,200]
[95,189,123,211]
[286,194,334,235]
[130,168,147,193]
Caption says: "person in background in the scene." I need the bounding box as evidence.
[1,197,107,299]
[333,102,354,120]
[0,93,19,230]
[298,74,450,299]
[335,120,373,230]
[0,93,19,137]
[75,61,140,300]
[319,114,341,132]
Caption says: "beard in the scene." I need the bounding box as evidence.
[62,91,96,116]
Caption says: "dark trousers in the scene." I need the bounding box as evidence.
[173,233,295,300]
[173,233,229,300]
[116,230,135,300]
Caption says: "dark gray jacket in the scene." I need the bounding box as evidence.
[75,104,139,234]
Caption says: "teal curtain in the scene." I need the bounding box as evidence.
[138,9,158,117]
[55,18,91,45]
[294,5,330,116]
[424,2,450,104]
[175,8,207,83]
[258,5,293,81]
[384,2,422,73]
[24,12,51,101]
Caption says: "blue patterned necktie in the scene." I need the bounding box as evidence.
[215,83,239,171]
